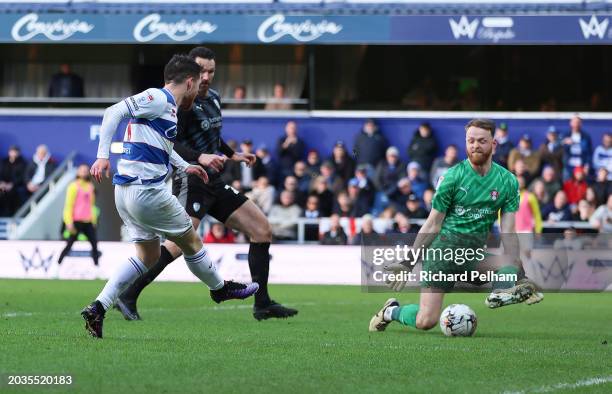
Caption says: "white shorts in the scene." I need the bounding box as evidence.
[115,184,193,242]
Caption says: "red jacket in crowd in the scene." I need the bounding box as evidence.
[562,179,587,205]
[204,230,235,244]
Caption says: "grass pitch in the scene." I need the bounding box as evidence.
[1,279,612,393]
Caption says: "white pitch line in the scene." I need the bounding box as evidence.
[1,300,374,319]
[1,312,33,318]
[503,376,612,394]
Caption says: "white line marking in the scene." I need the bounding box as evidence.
[502,376,612,394]
[1,300,373,319]
[1,312,33,318]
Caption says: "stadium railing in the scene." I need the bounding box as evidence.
[0,218,20,240]
[0,97,308,108]
[200,217,597,244]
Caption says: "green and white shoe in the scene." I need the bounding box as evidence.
[485,279,543,309]
[369,298,399,332]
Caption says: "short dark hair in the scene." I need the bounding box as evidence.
[465,118,496,137]
[163,54,201,84]
[189,46,215,61]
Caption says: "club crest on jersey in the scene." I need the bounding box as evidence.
[137,93,154,105]
[490,189,499,201]
[201,119,211,131]
[165,126,178,139]
[193,202,201,212]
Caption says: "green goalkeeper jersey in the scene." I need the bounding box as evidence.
[431,159,519,245]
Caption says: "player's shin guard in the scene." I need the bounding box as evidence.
[120,245,176,301]
[96,256,148,311]
[185,246,224,290]
[390,304,419,328]
[248,242,271,306]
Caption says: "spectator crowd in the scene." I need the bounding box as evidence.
[201,114,611,243]
[0,144,57,217]
[2,117,610,244]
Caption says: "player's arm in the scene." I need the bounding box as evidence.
[385,208,446,291]
[91,100,132,182]
[385,170,453,282]
[412,208,446,254]
[500,175,521,264]
[500,211,521,266]
[388,208,445,270]
[170,149,208,184]
[223,138,255,167]
[173,140,226,173]
[411,169,453,252]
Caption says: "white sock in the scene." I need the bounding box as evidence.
[383,306,397,322]
[96,256,147,311]
[184,246,224,290]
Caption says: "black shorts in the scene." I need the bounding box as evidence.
[172,173,248,223]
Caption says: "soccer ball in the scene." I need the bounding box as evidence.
[439,304,477,337]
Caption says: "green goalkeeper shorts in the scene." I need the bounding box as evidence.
[419,243,489,291]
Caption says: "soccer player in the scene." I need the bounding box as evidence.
[114,47,297,321]
[81,55,258,339]
[369,119,543,333]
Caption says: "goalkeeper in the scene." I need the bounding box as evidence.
[369,119,543,332]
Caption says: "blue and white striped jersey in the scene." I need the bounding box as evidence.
[114,88,179,186]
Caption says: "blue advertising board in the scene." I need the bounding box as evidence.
[0,12,611,44]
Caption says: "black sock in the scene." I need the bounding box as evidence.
[120,245,177,303]
[57,249,68,265]
[249,242,271,307]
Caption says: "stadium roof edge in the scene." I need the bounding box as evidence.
[1,1,611,15]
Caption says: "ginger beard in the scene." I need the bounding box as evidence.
[465,127,495,166]
[466,144,493,166]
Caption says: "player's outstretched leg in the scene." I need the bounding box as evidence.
[81,300,105,339]
[82,240,157,338]
[225,200,298,320]
[369,301,424,332]
[169,227,259,303]
[115,244,178,320]
[115,215,208,320]
[485,266,543,308]
[369,288,443,332]
[369,298,399,331]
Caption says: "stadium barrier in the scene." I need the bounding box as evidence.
[204,217,596,244]
[1,240,609,290]
[0,97,308,107]
[0,218,17,240]
[0,241,360,285]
